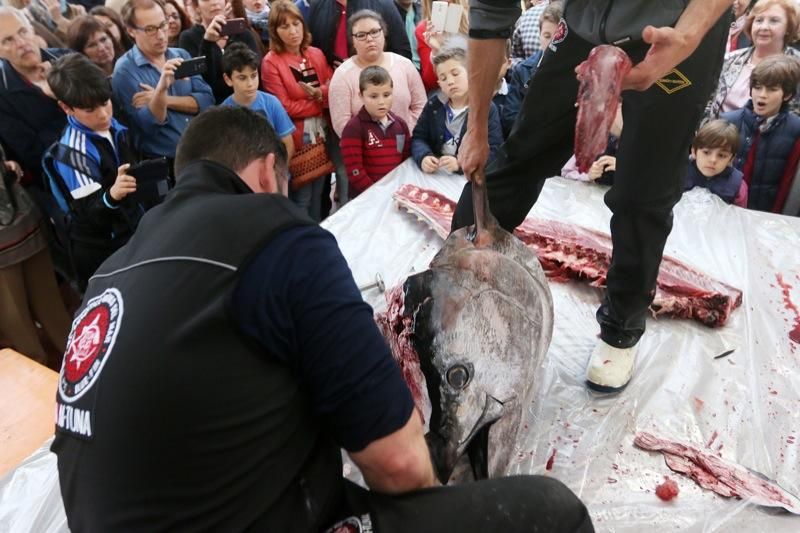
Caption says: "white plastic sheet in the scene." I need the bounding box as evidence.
[2,160,799,532]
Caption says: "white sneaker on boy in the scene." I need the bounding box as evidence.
[586,340,637,393]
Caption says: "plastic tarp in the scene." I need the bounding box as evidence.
[2,160,799,532]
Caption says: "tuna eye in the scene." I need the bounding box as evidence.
[446,364,470,389]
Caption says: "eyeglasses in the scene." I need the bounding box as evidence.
[352,28,382,41]
[132,20,168,36]
[167,13,181,21]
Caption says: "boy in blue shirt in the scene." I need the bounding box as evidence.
[222,43,296,160]
[46,54,154,287]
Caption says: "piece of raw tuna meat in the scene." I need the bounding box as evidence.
[575,45,632,172]
[635,432,800,514]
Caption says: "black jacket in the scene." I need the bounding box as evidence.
[0,50,70,183]
[52,160,344,532]
[308,0,412,68]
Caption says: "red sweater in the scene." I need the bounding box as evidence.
[415,21,438,92]
[339,107,411,195]
[261,47,334,149]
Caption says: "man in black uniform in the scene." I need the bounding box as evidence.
[52,106,593,532]
[453,0,735,393]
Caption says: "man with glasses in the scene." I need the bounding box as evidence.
[112,0,213,168]
[0,7,70,187]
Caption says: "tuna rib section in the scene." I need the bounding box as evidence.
[393,184,742,328]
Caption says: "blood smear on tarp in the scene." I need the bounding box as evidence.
[775,274,800,344]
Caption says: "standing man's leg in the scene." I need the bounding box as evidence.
[587,14,730,392]
[451,23,594,233]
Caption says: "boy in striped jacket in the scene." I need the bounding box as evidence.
[339,66,411,197]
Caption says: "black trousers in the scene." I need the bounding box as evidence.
[452,17,729,347]
[329,475,594,533]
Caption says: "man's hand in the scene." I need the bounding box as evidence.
[133,83,155,108]
[421,155,440,173]
[624,0,734,92]
[109,164,137,201]
[157,58,181,91]
[203,14,227,42]
[623,26,695,91]
[438,155,460,173]
[456,127,489,183]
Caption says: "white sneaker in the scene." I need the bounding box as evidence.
[586,340,637,393]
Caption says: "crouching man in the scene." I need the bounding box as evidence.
[52,106,593,533]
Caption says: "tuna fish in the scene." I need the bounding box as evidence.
[378,182,554,483]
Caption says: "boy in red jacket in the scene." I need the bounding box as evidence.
[339,66,411,197]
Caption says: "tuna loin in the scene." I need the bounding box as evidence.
[378,181,554,484]
[392,185,742,328]
[634,432,800,514]
[575,45,632,172]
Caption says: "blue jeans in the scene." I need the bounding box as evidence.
[289,174,326,222]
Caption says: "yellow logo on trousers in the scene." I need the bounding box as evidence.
[656,69,692,94]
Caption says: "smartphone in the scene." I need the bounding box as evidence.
[430,1,448,33]
[173,56,207,79]
[128,158,169,184]
[219,18,247,36]
[444,4,462,33]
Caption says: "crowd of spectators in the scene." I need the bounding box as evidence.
[2,0,800,363]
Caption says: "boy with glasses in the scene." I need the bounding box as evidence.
[112,0,213,167]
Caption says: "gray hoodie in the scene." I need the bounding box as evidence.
[469,0,688,45]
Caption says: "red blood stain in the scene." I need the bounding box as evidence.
[655,477,679,501]
[607,477,618,484]
[707,431,719,448]
[693,397,705,411]
[546,449,557,470]
[775,274,800,344]
[603,359,611,365]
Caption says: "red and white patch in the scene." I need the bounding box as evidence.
[59,288,123,403]
[549,18,568,51]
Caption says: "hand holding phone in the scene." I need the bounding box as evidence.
[219,18,247,36]
[173,56,207,79]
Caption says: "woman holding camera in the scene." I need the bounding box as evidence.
[262,0,334,220]
[179,0,259,103]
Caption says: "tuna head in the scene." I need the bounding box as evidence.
[403,226,553,484]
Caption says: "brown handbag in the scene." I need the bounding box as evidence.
[288,141,335,191]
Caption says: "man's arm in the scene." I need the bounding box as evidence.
[457,38,507,181]
[232,226,435,495]
[166,95,200,114]
[623,0,734,90]
[349,409,435,494]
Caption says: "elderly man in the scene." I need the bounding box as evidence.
[453,0,734,393]
[0,7,69,185]
[112,0,213,163]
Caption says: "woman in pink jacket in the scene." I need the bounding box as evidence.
[262,0,335,221]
